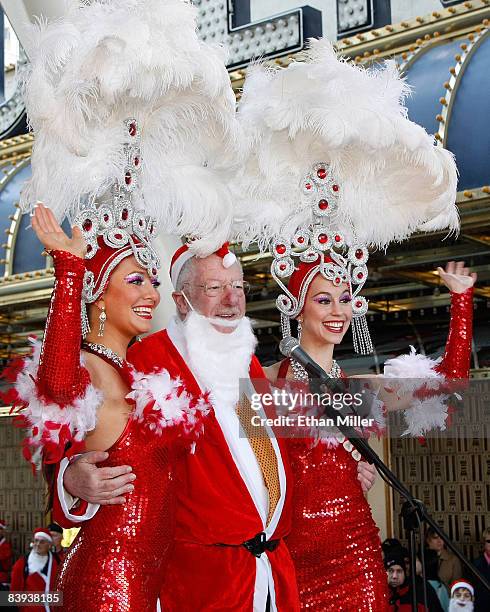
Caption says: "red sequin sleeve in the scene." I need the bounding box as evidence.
[36,250,90,405]
[435,287,474,379]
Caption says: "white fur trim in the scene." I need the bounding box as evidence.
[451,581,474,597]
[170,248,194,288]
[15,341,103,466]
[222,251,237,268]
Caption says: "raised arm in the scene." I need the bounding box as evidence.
[32,205,90,404]
[435,261,476,379]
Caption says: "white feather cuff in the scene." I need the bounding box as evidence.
[14,341,103,468]
[383,347,449,437]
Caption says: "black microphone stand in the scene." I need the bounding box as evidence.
[290,349,490,609]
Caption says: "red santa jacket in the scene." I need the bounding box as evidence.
[128,328,299,612]
[10,552,59,612]
[0,538,13,583]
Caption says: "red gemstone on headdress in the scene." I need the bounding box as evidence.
[332,184,339,192]
[318,234,328,244]
[115,233,123,240]
[334,235,341,242]
[82,219,92,232]
[122,209,129,221]
[134,156,140,167]
[276,244,286,254]
[297,236,305,244]
[305,182,313,190]
[355,249,364,259]
[103,214,109,222]
[318,199,329,210]
[87,245,92,253]
[125,172,132,185]
[356,301,362,308]
[317,168,327,180]
[128,122,137,137]
[279,263,287,271]
[357,272,364,279]
[334,278,340,285]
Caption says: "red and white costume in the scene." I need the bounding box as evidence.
[233,40,467,611]
[10,529,59,612]
[0,520,13,586]
[7,248,207,612]
[54,242,300,610]
[128,315,299,611]
[274,266,473,610]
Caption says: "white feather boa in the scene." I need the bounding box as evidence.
[127,369,210,438]
[14,340,208,468]
[14,341,103,468]
[234,39,459,250]
[384,346,449,437]
[20,0,243,256]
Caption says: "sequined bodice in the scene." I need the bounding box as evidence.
[57,418,176,611]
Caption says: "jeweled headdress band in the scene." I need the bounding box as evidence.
[271,162,373,355]
[73,119,161,336]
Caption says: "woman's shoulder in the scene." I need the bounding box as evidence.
[263,360,286,383]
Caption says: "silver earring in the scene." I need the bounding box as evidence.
[297,319,302,342]
[98,306,106,337]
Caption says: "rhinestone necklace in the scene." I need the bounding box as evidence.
[82,342,124,369]
[290,357,341,382]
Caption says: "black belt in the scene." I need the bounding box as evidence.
[216,532,280,558]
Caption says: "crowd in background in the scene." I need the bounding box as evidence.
[383,527,490,611]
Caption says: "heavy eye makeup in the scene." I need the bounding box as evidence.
[124,272,145,285]
[313,292,352,305]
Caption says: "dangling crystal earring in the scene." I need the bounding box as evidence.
[98,305,107,337]
[297,318,303,342]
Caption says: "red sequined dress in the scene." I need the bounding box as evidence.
[277,288,473,611]
[7,250,207,612]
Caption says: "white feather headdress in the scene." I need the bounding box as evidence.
[233,39,459,250]
[21,0,242,255]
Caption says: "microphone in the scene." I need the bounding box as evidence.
[279,337,344,393]
[279,336,374,463]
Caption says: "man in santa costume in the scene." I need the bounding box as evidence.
[449,580,475,612]
[10,528,60,612]
[55,243,300,611]
[0,519,13,589]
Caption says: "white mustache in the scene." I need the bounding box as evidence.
[206,315,243,328]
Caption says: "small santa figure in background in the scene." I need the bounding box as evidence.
[10,528,60,612]
[449,580,474,612]
[0,518,13,588]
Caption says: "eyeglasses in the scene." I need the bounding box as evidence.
[186,280,250,297]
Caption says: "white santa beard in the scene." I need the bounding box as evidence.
[449,600,474,612]
[183,311,257,408]
[28,550,48,575]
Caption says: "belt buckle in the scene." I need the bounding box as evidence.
[243,531,267,558]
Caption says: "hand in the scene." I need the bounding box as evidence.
[31,204,87,259]
[64,451,135,505]
[357,461,376,493]
[437,261,477,294]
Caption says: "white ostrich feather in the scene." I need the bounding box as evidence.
[233,39,459,250]
[21,0,242,255]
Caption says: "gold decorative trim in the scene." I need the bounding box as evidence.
[436,26,489,146]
